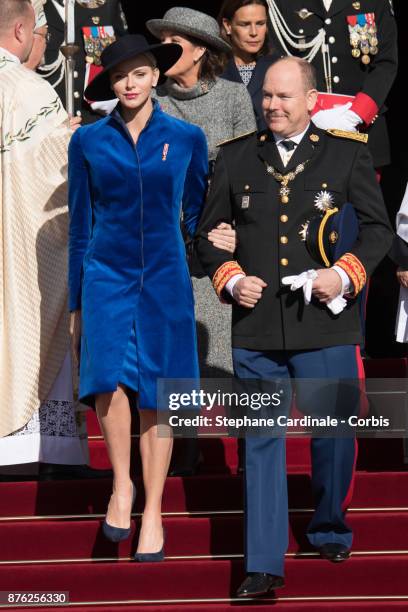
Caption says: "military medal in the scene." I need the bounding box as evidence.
[314,190,335,212]
[82,25,116,66]
[347,13,378,65]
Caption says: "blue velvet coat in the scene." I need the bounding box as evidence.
[68,101,208,408]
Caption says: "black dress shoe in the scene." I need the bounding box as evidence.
[318,543,351,562]
[236,572,285,598]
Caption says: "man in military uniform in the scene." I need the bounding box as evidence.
[196,56,393,597]
[40,0,127,122]
[267,0,397,168]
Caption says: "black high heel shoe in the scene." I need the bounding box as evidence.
[134,528,166,562]
[102,482,136,543]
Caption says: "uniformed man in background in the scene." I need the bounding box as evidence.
[196,56,393,597]
[267,0,397,169]
[40,0,127,122]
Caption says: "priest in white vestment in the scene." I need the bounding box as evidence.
[0,0,89,474]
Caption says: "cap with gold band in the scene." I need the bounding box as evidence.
[302,203,359,267]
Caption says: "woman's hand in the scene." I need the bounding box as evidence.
[69,115,82,132]
[397,269,408,288]
[208,222,237,253]
[70,310,81,367]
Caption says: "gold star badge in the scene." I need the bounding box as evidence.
[310,134,320,143]
[259,134,267,142]
[352,2,361,9]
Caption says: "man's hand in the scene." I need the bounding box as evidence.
[397,269,408,288]
[70,310,81,367]
[312,269,342,303]
[208,222,236,253]
[69,115,82,132]
[232,276,267,308]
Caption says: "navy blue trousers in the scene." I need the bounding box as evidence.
[232,345,360,577]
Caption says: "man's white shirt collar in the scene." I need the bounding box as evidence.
[0,47,21,64]
[322,0,333,11]
[273,123,311,148]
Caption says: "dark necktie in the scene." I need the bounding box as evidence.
[280,139,297,152]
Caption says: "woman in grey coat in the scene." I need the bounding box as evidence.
[146,7,256,475]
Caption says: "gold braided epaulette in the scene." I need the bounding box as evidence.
[217,130,257,147]
[326,129,368,144]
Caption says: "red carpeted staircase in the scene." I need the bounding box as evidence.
[0,359,407,611]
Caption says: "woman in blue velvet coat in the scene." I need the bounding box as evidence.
[68,35,208,560]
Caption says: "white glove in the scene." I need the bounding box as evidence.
[312,102,362,132]
[90,98,119,115]
[282,269,347,315]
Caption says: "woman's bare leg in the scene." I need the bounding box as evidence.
[96,385,133,528]
[137,409,173,553]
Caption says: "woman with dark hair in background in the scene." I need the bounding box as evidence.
[218,0,279,129]
[146,7,256,476]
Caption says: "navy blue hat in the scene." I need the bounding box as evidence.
[304,203,359,267]
[84,34,182,101]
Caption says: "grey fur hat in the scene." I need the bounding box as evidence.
[146,7,231,54]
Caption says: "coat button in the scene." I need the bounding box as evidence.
[325,18,332,24]
[281,258,289,266]
[280,236,288,244]
[322,183,328,189]
[332,56,338,63]
[74,70,78,78]
[329,36,335,43]
[74,91,80,98]
[333,76,340,83]
[280,214,288,223]
[244,184,250,191]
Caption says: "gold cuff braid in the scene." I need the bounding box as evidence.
[335,252,367,297]
[212,261,245,299]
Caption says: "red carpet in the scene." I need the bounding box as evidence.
[0,358,407,610]
[1,512,408,561]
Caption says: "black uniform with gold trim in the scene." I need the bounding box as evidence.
[42,0,127,122]
[196,125,393,349]
[268,0,398,167]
